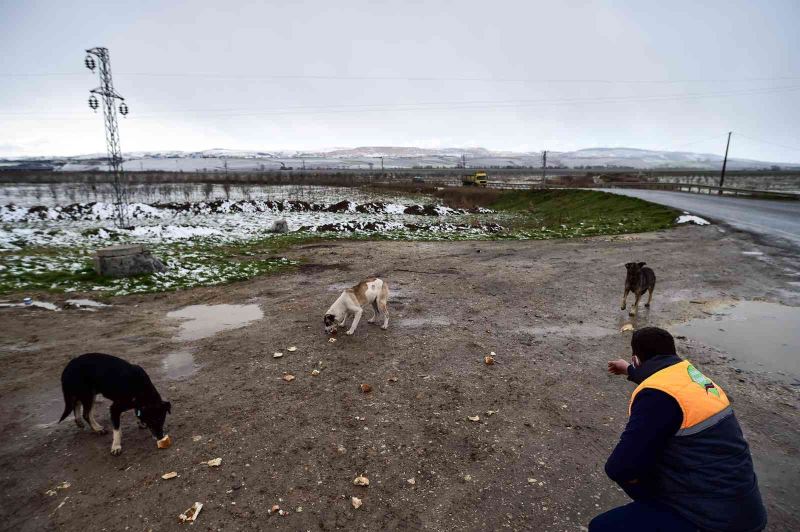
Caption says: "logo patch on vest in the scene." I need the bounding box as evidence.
[687,365,720,397]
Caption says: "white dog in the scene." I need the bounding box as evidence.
[324,278,390,336]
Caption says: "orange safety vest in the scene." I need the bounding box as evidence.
[629,360,732,436]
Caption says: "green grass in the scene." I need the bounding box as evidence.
[489,189,678,233]
[0,241,300,297]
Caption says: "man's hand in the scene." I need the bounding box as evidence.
[608,359,629,375]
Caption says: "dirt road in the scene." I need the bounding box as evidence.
[1,225,798,531]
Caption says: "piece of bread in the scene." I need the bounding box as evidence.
[157,435,172,449]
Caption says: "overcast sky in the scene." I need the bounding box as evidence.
[1,0,799,162]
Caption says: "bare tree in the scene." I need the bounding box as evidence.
[49,183,60,204]
[240,183,252,201]
[202,182,214,201]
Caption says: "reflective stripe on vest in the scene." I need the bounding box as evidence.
[629,360,731,436]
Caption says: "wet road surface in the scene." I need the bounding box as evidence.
[599,188,800,249]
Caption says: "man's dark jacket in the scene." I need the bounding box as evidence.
[605,354,767,532]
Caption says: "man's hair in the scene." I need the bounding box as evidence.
[631,327,677,361]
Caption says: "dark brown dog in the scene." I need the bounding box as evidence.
[621,262,656,316]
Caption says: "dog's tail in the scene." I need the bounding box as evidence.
[58,393,74,423]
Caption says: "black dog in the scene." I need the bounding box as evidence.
[621,262,656,316]
[58,353,171,456]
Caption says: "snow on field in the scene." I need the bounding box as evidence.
[0,184,500,295]
[676,214,711,225]
[0,195,486,250]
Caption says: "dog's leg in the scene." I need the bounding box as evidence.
[73,401,85,429]
[110,404,123,456]
[621,288,629,310]
[368,300,379,324]
[346,308,363,335]
[379,300,389,330]
[381,303,389,331]
[379,282,390,330]
[645,287,654,308]
[86,396,106,434]
[630,293,642,317]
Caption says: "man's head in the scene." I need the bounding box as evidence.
[631,327,676,367]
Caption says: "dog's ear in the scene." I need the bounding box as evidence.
[625,262,633,268]
[164,401,171,414]
[638,262,646,267]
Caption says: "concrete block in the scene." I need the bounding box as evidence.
[94,245,166,277]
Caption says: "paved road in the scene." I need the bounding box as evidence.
[599,189,800,249]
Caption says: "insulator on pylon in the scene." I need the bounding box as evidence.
[85,56,96,71]
[88,95,99,111]
[119,102,129,116]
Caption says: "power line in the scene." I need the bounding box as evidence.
[3,84,800,119]
[3,72,800,85]
[733,133,800,153]
[669,133,731,151]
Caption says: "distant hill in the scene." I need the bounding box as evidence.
[1,146,798,172]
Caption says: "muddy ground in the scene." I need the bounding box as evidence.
[1,224,798,531]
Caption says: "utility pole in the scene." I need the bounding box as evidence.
[85,47,129,227]
[719,132,732,194]
[542,150,547,186]
[380,156,384,171]
[302,158,306,171]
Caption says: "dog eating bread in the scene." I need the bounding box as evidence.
[58,353,171,456]
[324,277,390,336]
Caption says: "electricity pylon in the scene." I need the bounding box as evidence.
[85,47,130,227]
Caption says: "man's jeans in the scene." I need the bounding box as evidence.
[589,500,697,531]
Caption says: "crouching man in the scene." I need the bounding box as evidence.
[590,327,766,532]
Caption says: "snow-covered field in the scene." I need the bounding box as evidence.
[0,184,499,295]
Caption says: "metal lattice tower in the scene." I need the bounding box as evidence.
[85,47,129,227]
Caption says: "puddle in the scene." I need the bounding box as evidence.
[521,324,615,338]
[66,298,110,309]
[399,316,452,328]
[671,301,800,378]
[167,304,263,341]
[163,350,199,379]
[741,251,764,256]
[0,300,61,311]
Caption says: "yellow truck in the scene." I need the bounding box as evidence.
[462,171,488,187]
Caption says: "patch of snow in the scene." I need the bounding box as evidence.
[676,215,710,226]
[129,225,225,240]
[384,203,408,215]
[0,300,61,311]
[65,298,110,308]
